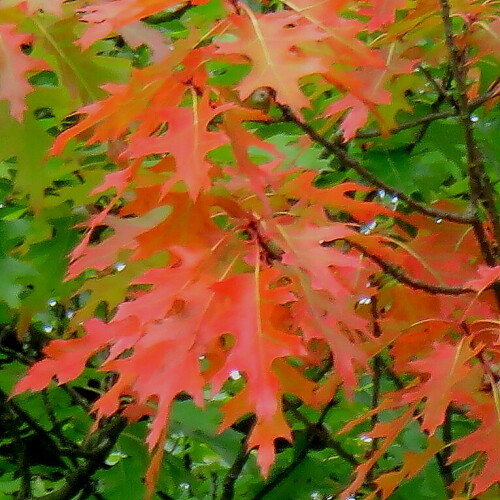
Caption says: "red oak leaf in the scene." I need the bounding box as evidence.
[11,0,65,15]
[283,171,406,223]
[127,92,232,199]
[359,0,408,31]
[221,104,284,200]
[272,216,360,294]
[285,0,385,67]
[341,403,419,499]
[292,296,369,392]
[400,338,483,433]
[465,265,500,293]
[77,0,209,49]
[12,316,141,394]
[51,33,205,155]
[209,266,307,474]
[68,205,171,279]
[0,25,46,120]
[324,46,415,139]
[215,8,328,111]
[449,400,500,495]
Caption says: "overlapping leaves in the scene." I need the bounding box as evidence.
[2,1,500,499]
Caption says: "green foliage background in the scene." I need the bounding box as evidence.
[0,1,499,500]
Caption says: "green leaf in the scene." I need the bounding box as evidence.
[94,423,149,500]
[169,400,244,464]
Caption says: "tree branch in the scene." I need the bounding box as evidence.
[439,0,500,265]
[38,416,127,500]
[1,388,70,469]
[220,434,250,500]
[354,88,499,139]
[41,390,79,466]
[279,105,476,225]
[284,396,359,468]
[15,439,31,500]
[251,399,355,500]
[405,65,454,154]
[369,300,382,458]
[417,64,457,108]
[436,407,454,491]
[348,241,473,295]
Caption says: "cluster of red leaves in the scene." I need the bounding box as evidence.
[5,0,499,498]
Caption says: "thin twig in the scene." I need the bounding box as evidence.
[156,491,175,500]
[1,388,70,469]
[377,356,405,391]
[220,434,250,500]
[38,416,127,500]
[279,104,476,225]
[15,439,31,500]
[354,88,499,139]
[251,399,354,500]
[417,64,458,109]
[348,241,473,295]
[286,396,359,466]
[439,0,500,265]
[405,66,454,154]
[41,390,79,466]
[61,385,91,411]
[435,407,454,491]
[369,300,382,457]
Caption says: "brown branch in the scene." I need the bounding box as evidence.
[354,88,499,139]
[369,300,382,458]
[251,399,355,500]
[220,434,250,500]
[348,241,473,295]
[417,64,458,109]
[439,0,500,265]
[436,407,455,491]
[279,104,476,224]
[38,416,127,500]
[405,65,454,154]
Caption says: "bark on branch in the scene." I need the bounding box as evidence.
[279,105,476,225]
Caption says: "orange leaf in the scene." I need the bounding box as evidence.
[400,338,483,434]
[0,25,46,120]
[77,0,210,49]
[215,8,328,111]
[127,92,232,199]
[449,400,500,495]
